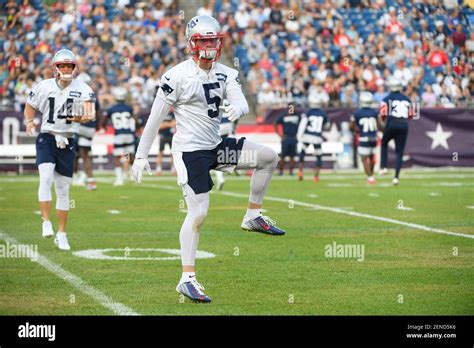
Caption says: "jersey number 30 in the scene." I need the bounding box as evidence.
[203,83,221,118]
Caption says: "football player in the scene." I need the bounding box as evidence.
[379,77,413,185]
[274,102,301,176]
[73,73,100,190]
[102,87,136,186]
[156,109,176,176]
[24,49,96,250]
[132,15,285,303]
[350,92,382,184]
[296,95,329,182]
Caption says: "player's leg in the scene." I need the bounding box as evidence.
[314,144,323,182]
[298,143,307,181]
[175,178,212,301]
[215,170,225,190]
[314,155,322,182]
[53,172,72,250]
[393,126,408,184]
[113,147,124,186]
[288,139,296,175]
[278,138,287,175]
[38,163,55,238]
[81,147,96,190]
[380,127,395,175]
[234,140,285,235]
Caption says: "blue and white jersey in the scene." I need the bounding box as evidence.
[380,92,412,126]
[104,103,135,146]
[297,108,328,144]
[159,111,175,137]
[351,107,378,143]
[27,78,95,135]
[276,113,301,138]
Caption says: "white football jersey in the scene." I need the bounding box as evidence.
[156,58,243,152]
[27,78,96,134]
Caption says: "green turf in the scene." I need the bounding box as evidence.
[0,170,473,315]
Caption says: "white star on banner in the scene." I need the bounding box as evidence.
[426,123,453,150]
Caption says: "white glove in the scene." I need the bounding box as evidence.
[132,158,152,184]
[54,135,69,149]
[219,104,242,122]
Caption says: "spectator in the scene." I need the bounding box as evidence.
[421,85,437,107]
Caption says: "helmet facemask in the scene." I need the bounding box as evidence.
[53,62,78,82]
[188,33,223,62]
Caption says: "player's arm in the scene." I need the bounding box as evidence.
[296,114,308,142]
[221,72,249,121]
[274,117,283,138]
[24,103,37,136]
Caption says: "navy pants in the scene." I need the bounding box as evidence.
[380,121,409,178]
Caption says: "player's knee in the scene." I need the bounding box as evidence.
[192,213,207,233]
[258,146,278,170]
[55,176,71,211]
[38,170,54,202]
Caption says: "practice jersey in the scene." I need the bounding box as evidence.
[27,78,95,134]
[380,92,412,125]
[276,113,301,138]
[156,58,244,152]
[351,107,378,143]
[159,111,175,137]
[104,103,135,146]
[297,108,328,144]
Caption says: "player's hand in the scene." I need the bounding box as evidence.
[132,158,152,184]
[26,120,36,136]
[219,104,242,122]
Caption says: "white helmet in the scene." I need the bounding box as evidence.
[308,94,324,108]
[111,86,127,102]
[186,15,223,62]
[359,91,374,107]
[387,76,402,92]
[77,72,92,84]
[52,49,78,81]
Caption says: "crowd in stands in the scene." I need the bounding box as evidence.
[1,0,473,120]
[214,0,474,118]
[1,0,185,113]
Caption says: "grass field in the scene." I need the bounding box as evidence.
[1,169,473,315]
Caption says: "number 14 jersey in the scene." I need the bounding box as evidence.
[27,78,95,134]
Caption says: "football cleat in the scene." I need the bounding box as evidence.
[367,176,376,184]
[54,232,71,251]
[379,168,388,176]
[176,279,211,303]
[392,177,399,186]
[86,180,97,190]
[313,176,320,183]
[113,179,124,186]
[42,220,54,238]
[241,215,286,236]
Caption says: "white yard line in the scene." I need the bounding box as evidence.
[137,183,474,240]
[0,231,140,316]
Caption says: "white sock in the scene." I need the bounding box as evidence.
[180,272,196,283]
[245,208,261,219]
[115,167,123,181]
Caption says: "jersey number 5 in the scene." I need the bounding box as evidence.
[203,83,221,118]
